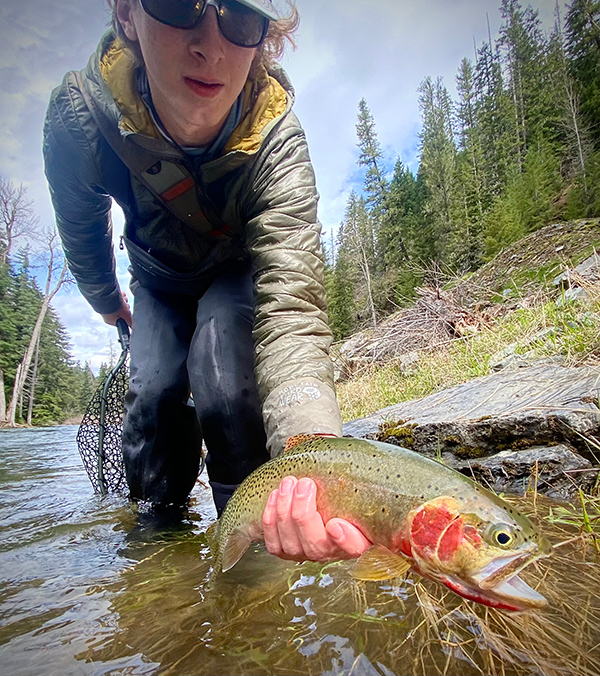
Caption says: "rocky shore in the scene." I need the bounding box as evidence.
[343,363,600,501]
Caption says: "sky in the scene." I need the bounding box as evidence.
[0,0,560,372]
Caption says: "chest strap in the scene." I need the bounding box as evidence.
[76,71,234,241]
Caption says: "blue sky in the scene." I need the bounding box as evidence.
[0,0,558,370]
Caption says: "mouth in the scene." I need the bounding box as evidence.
[443,552,549,611]
[184,77,224,98]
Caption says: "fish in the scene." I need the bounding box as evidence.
[207,435,552,611]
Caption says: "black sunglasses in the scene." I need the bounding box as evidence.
[140,0,269,48]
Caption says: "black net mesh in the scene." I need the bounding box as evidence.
[76,355,129,494]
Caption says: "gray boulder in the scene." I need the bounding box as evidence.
[450,444,594,501]
[343,364,600,499]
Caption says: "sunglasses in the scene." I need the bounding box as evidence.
[140,0,269,48]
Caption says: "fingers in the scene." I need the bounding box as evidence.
[261,477,372,562]
[263,487,284,557]
[263,476,326,560]
[289,478,329,560]
[326,518,372,558]
[274,476,304,558]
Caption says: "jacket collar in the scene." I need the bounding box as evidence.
[91,31,292,158]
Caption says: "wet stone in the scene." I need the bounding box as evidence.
[343,364,600,499]
[449,444,596,501]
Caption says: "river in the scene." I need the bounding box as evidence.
[0,426,599,676]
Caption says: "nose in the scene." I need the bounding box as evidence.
[189,6,226,63]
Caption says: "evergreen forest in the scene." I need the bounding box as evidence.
[325,0,600,339]
[1,0,598,425]
[0,180,106,427]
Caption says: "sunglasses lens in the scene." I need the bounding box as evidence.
[141,0,204,29]
[140,0,269,47]
[218,1,268,47]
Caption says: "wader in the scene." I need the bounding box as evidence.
[122,261,269,515]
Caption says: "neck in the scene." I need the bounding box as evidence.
[153,98,227,147]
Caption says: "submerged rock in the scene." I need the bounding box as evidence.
[343,364,600,499]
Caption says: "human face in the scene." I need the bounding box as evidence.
[116,0,257,146]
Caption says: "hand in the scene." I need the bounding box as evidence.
[262,476,372,562]
[102,292,132,327]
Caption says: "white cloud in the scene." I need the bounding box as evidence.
[2,0,561,366]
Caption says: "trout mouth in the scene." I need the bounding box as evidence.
[445,552,549,611]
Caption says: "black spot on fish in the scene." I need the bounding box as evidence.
[382,507,386,513]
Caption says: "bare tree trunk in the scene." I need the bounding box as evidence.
[26,339,40,425]
[7,362,24,425]
[6,241,68,426]
[0,369,5,423]
[359,245,377,329]
[0,179,37,265]
[564,74,588,196]
[18,381,24,420]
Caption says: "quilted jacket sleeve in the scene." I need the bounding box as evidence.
[244,113,343,456]
[43,73,123,315]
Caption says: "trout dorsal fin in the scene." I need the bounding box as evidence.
[351,545,412,581]
[283,434,321,453]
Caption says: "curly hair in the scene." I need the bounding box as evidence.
[106,0,299,73]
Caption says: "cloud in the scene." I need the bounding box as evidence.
[1,0,560,368]
[283,0,558,234]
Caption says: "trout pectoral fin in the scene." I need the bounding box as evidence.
[351,545,412,581]
[221,529,253,572]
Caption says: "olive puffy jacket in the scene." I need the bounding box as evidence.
[43,32,342,455]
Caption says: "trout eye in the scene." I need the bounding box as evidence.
[486,524,517,549]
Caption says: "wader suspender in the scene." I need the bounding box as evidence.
[76,72,234,241]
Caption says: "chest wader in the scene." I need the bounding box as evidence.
[77,73,269,514]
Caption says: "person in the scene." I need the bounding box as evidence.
[44,0,371,562]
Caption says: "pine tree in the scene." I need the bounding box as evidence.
[473,40,514,197]
[454,57,487,269]
[325,240,356,341]
[338,192,378,328]
[566,0,600,147]
[548,9,597,215]
[355,99,387,212]
[418,76,459,266]
[498,0,557,161]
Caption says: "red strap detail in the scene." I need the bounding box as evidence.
[206,225,233,239]
[160,177,195,201]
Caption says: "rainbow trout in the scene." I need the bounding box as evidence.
[208,436,551,611]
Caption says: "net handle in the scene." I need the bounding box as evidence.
[97,319,131,495]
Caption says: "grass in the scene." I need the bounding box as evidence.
[336,291,600,422]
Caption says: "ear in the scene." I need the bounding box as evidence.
[115,0,139,42]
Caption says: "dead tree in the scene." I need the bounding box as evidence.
[6,233,69,426]
[0,177,38,265]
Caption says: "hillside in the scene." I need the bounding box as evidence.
[334,219,600,422]
[454,219,600,306]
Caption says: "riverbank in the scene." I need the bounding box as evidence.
[335,219,600,421]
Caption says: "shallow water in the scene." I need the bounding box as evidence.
[0,426,599,676]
